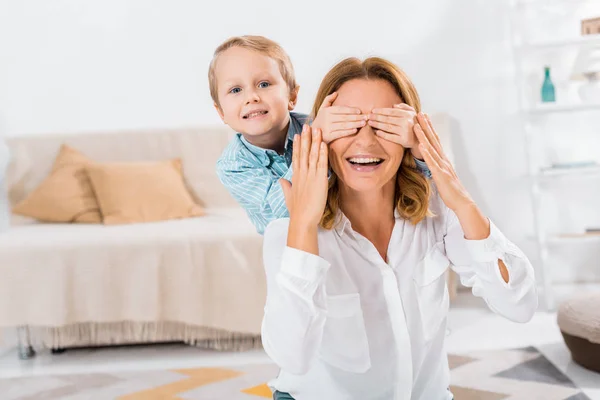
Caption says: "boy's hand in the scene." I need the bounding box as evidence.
[367,103,418,149]
[312,92,367,144]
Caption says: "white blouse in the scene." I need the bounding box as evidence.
[261,190,538,400]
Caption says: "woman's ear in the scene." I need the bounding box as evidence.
[214,102,226,123]
[288,86,300,110]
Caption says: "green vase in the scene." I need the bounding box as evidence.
[541,66,556,103]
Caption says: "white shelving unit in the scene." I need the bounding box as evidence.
[509,0,600,310]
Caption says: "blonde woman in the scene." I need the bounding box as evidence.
[261,57,538,400]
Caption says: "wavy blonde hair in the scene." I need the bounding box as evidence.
[311,57,431,229]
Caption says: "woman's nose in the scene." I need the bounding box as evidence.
[354,124,378,145]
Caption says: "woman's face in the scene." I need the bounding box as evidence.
[329,78,405,194]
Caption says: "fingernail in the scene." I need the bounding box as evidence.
[360,120,366,126]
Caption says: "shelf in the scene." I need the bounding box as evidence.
[548,233,600,244]
[528,233,600,244]
[536,164,600,179]
[515,0,596,6]
[527,102,600,114]
[519,34,600,52]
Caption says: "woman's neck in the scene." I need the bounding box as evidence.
[339,180,396,261]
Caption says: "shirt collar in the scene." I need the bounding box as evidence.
[334,208,401,237]
[238,112,305,160]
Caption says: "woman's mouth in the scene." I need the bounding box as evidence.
[347,157,384,172]
[243,110,268,120]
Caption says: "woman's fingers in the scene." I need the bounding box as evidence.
[416,113,443,156]
[419,144,441,177]
[309,128,321,171]
[416,122,447,178]
[424,114,444,152]
[300,124,312,169]
[414,122,438,160]
[317,141,328,171]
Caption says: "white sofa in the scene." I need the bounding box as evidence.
[0,126,266,358]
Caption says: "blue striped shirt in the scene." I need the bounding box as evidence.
[216,111,431,234]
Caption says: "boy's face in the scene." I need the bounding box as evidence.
[214,47,298,138]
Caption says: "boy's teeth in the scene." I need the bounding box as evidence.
[348,157,382,164]
[246,111,266,118]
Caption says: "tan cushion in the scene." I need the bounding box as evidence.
[12,145,102,223]
[87,159,204,225]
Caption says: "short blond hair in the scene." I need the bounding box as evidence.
[311,57,431,229]
[208,35,297,107]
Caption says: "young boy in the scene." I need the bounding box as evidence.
[209,35,429,234]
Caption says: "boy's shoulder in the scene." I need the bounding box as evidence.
[290,111,310,126]
[218,133,247,162]
[216,133,264,174]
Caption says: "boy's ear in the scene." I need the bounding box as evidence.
[288,85,300,111]
[214,102,226,123]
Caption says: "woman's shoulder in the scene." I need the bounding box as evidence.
[264,218,290,243]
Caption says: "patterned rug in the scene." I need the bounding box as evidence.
[0,347,590,400]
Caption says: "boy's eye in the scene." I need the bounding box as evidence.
[229,87,241,94]
[258,81,270,89]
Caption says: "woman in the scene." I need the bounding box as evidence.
[261,57,537,400]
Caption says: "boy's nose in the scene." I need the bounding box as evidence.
[245,89,260,104]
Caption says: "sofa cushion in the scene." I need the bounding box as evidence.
[12,145,102,223]
[87,159,204,225]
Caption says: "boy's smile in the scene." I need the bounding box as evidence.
[214,46,298,149]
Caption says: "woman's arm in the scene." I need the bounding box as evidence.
[444,208,538,323]
[454,202,510,283]
[261,220,330,375]
[279,125,329,256]
[261,125,331,374]
[414,113,537,322]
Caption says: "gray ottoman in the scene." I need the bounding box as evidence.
[557,293,600,373]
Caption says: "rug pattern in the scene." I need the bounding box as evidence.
[0,347,590,400]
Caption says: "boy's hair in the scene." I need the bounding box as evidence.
[209,35,298,108]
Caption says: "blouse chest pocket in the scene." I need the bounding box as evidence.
[413,245,450,344]
[318,293,371,373]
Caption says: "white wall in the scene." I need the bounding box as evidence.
[3,0,591,282]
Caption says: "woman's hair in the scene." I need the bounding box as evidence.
[311,57,431,229]
[208,35,297,108]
